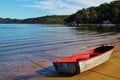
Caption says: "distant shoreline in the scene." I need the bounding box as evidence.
[66,23,120,27]
[0,23,120,28]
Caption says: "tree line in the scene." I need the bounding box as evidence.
[0,15,69,24]
[65,1,120,24]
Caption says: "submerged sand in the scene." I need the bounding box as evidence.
[0,38,120,80]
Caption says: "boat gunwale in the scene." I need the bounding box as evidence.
[53,46,115,63]
[79,47,114,62]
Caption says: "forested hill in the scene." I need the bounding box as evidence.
[0,18,21,24]
[0,1,119,24]
[65,1,120,24]
[0,15,69,24]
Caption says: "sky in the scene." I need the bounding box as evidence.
[0,0,114,19]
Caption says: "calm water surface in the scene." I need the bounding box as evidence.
[0,24,119,58]
[1,24,120,80]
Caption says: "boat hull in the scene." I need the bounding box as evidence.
[53,46,114,74]
[79,49,113,73]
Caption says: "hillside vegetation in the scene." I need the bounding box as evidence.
[65,1,120,24]
[0,1,119,24]
[0,15,69,24]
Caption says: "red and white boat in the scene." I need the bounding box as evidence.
[53,46,114,74]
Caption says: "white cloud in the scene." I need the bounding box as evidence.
[67,0,114,6]
[21,0,81,15]
[18,0,114,15]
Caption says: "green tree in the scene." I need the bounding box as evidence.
[65,0,120,24]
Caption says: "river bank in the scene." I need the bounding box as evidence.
[67,23,120,27]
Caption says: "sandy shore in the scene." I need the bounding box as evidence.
[0,39,120,80]
[36,41,120,80]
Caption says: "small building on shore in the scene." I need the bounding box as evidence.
[101,20,115,27]
[103,20,111,24]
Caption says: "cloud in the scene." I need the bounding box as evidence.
[20,0,81,15]
[18,0,114,15]
[68,0,113,7]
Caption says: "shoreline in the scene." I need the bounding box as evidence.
[66,23,120,27]
[0,33,120,80]
[36,39,120,80]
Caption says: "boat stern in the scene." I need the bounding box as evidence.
[53,62,80,74]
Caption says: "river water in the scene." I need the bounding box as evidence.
[0,24,120,79]
[0,24,119,57]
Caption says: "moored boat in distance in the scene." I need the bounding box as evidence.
[53,46,114,74]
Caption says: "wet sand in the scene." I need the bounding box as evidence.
[0,39,120,80]
[36,41,120,80]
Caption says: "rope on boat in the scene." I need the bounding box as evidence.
[24,57,57,74]
[38,55,57,61]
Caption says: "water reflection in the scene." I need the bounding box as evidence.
[74,26,120,33]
